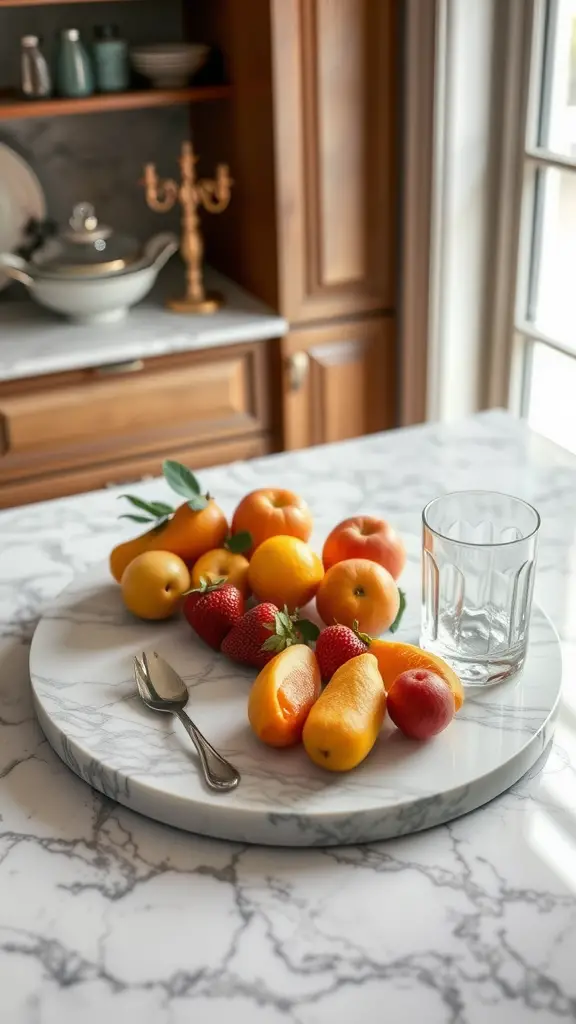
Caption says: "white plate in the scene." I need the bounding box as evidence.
[0,142,46,291]
[29,562,562,846]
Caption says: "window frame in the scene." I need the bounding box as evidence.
[511,0,576,418]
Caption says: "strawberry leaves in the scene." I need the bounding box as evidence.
[261,607,320,653]
[162,460,208,511]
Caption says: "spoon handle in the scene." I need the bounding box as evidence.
[175,709,240,792]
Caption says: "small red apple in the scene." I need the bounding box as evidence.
[322,515,406,579]
[387,668,455,740]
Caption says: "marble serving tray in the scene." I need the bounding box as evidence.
[29,563,561,847]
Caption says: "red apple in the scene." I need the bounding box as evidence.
[387,668,455,740]
[322,515,406,579]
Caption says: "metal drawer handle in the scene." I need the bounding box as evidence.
[286,351,309,391]
[95,359,144,376]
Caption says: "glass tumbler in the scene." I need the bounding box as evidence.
[421,491,540,686]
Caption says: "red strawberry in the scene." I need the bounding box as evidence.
[221,603,318,669]
[183,578,244,650]
[314,621,369,681]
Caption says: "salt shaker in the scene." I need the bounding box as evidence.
[21,35,52,99]
[56,28,94,98]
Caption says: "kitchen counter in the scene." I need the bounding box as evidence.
[2,410,576,1023]
[0,267,287,381]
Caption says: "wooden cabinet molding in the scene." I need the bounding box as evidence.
[0,433,272,510]
[271,0,397,323]
[281,315,396,449]
[0,341,272,483]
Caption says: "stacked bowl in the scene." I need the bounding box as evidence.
[131,44,210,89]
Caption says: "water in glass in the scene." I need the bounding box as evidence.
[420,491,540,686]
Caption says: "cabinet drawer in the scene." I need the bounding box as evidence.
[0,346,268,459]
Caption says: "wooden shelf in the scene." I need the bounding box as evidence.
[0,85,231,120]
[0,0,139,6]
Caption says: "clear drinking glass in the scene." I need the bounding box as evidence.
[421,491,540,686]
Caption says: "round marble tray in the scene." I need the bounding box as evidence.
[29,563,562,846]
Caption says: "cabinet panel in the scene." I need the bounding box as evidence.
[0,350,258,457]
[272,0,397,322]
[0,434,272,510]
[282,316,396,449]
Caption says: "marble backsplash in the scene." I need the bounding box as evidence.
[0,0,207,243]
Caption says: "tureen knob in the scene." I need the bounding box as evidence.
[70,202,98,233]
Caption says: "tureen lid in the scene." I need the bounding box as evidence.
[31,202,140,277]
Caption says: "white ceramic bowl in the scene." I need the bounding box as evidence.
[0,233,178,323]
[131,44,209,89]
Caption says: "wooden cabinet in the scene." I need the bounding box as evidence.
[0,340,276,508]
[270,0,397,322]
[191,0,399,455]
[281,316,396,449]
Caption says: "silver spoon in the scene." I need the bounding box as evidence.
[133,650,240,792]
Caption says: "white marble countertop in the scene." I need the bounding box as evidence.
[2,409,576,1023]
[0,267,287,382]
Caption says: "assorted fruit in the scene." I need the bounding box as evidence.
[111,461,464,774]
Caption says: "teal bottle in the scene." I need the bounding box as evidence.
[56,28,94,98]
[93,25,129,93]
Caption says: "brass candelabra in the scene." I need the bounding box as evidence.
[143,141,232,314]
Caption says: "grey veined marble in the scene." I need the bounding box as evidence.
[3,410,576,1022]
[29,559,561,847]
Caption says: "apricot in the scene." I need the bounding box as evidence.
[368,639,464,711]
[121,550,190,620]
[302,653,386,771]
[191,547,250,597]
[110,499,228,583]
[248,645,321,748]
[387,669,455,739]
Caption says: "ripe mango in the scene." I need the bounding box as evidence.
[302,652,386,771]
[109,499,228,582]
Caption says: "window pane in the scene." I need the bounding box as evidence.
[539,0,576,157]
[529,166,576,343]
[526,342,576,453]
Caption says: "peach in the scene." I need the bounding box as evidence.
[322,515,406,580]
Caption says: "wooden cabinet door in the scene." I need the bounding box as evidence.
[271,0,397,323]
[281,316,396,449]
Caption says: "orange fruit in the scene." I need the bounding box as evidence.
[248,535,324,612]
[368,639,465,711]
[248,645,321,747]
[110,499,228,583]
[231,488,313,555]
[322,515,406,580]
[191,548,250,597]
[121,550,190,620]
[302,653,386,771]
[316,558,399,635]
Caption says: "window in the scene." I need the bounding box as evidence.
[515,0,576,452]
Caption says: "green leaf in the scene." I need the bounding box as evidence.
[187,495,209,512]
[163,459,202,499]
[295,619,320,644]
[275,609,294,637]
[225,531,252,554]
[118,494,175,519]
[388,589,407,634]
[119,514,155,524]
[148,501,175,516]
[261,634,286,653]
